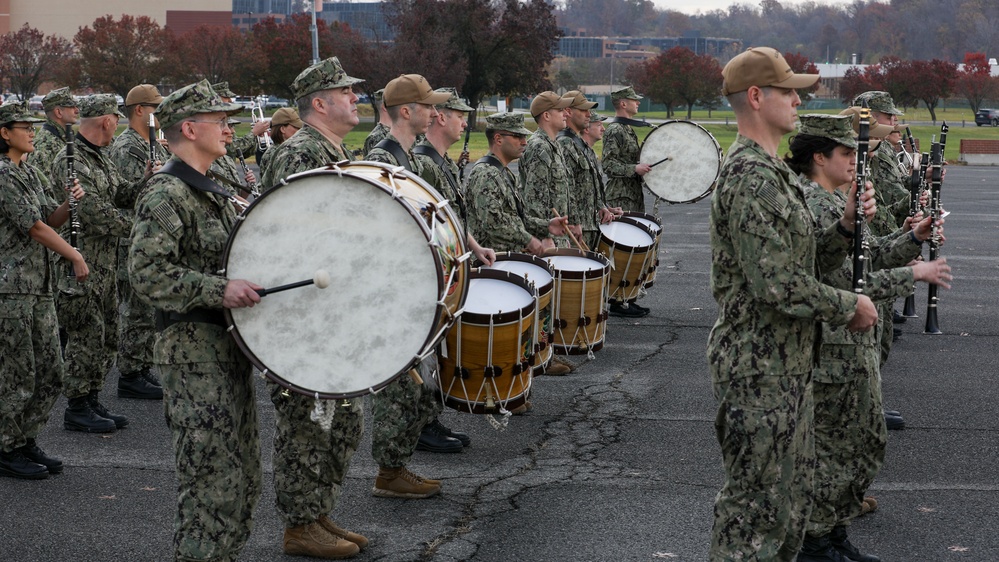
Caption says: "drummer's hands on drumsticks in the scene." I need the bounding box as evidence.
[598,207,616,224]
[224,279,263,308]
[635,162,651,176]
[547,215,568,236]
[569,224,583,240]
[254,270,332,297]
[474,246,496,267]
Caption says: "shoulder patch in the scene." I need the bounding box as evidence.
[151,201,183,235]
[755,181,788,217]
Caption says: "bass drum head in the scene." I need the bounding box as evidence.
[640,120,722,204]
[223,169,443,399]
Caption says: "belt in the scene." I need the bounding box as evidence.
[155,308,227,331]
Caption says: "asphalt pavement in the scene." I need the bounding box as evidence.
[1,165,997,561]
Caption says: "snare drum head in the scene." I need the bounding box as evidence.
[599,221,655,249]
[546,254,607,274]
[484,256,554,290]
[640,120,722,204]
[224,170,443,397]
[464,277,535,315]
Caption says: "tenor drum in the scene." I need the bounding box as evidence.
[544,250,611,355]
[597,220,656,303]
[439,269,537,414]
[481,252,555,374]
[639,120,722,204]
[222,163,469,399]
[618,212,663,289]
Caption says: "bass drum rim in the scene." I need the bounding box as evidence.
[639,119,721,204]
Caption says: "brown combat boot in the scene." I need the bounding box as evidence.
[318,515,368,550]
[283,520,359,559]
[372,466,441,499]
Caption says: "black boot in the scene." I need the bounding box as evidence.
[428,418,471,447]
[830,526,880,562]
[797,533,853,562]
[118,371,163,400]
[21,439,63,474]
[141,370,162,387]
[609,301,647,318]
[0,449,49,480]
[885,411,905,430]
[64,396,116,433]
[89,391,129,429]
[415,419,463,453]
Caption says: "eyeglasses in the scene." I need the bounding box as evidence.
[186,118,229,130]
[497,132,527,140]
[7,125,36,132]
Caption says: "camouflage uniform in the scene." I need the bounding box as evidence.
[519,128,570,244]
[366,132,425,176]
[414,136,466,230]
[109,126,170,378]
[557,127,605,249]
[363,122,390,157]
[261,125,352,192]
[211,82,258,161]
[707,134,859,561]
[27,88,78,187]
[50,97,132,401]
[128,81,260,561]
[602,87,647,213]
[0,146,64,454]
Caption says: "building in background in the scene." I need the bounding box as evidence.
[0,0,231,38]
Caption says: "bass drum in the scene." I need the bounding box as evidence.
[639,120,722,204]
[222,163,469,400]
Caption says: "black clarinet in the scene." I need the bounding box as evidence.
[852,103,871,293]
[65,125,81,278]
[924,122,948,334]
[901,129,922,317]
[236,153,261,198]
[457,123,472,184]
[148,113,157,164]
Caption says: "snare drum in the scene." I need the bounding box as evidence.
[597,220,656,303]
[481,252,555,374]
[438,269,537,414]
[544,250,611,355]
[640,120,722,204]
[222,163,469,399]
[618,212,663,288]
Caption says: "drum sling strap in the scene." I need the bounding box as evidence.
[412,144,467,223]
[42,123,65,140]
[374,138,413,172]
[475,154,528,224]
[557,129,606,207]
[604,116,652,127]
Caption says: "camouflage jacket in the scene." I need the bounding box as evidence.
[51,133,133,276]
[27,118,69,185]
[365,133,424,176]
[227,130,258,160]
[518,129,570,236]
[257,144,277,184]
[128,156,244,365]
[208,155,244,197]
[261,125,352,192]
[412,137,467,231]
[0,155,58,295]
[707,135,858,383]
[557,128,604,237]
[465,152,538,253]
[868,140,910,234]
[601,121,643,203]
[363,122,390,156]
[109,127,171,212]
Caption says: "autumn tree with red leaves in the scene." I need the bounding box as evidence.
[0,24,74,101]
[170,24,263,93]
[782,52,820,100]
[908,59,958,123]
[74,15,173,98]
[625,47,721,119]
[956,52,997,114]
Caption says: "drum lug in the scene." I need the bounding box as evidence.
[483,365,503,378]
[555,318,568,329]
[520,360,531,374]
[511,363,522,375]
[578,315,592,327]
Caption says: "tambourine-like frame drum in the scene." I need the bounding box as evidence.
[481,252,555,374]
[597,220,657,304]
[438,269,538,414]
[544,249,611,355]
[222,163,469,400]
[639,120,722,204]
[618,212,663,289]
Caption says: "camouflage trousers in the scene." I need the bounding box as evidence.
[57,266,118,399]
[0,295,63,452]
[711,373,814,562]
[117,242,155,376]
[370,367,440,468]
[605,195,645,214]
[161,357,261,562]
[270,384,364,527]
[807,370,887,536]
[879,302,894,366]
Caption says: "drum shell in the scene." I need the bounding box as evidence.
[597,220,656,303]
[618,212,662,288]
[544,249,611,355]
[439,269,537,414]
[480,252,555,373]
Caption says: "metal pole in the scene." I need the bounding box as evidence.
[310,0,320,65]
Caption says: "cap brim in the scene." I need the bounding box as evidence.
[423,91,452,105]
[553,98,573,109]
[17,116,45,123]
[869,122,895,138]
[775,73,819,90]
[574,101,598,110]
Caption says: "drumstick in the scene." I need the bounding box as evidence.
[551,207,589,252]
[648,156,671,168]
[255,270,331,297]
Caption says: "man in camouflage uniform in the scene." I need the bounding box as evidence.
[128,80,262,561]
[109,84,169,401]
[602,86,651,214]
[363,88,391,156]
[707,47,879,562]
[28,88,78,186]
[0,101,88,479]
[519,91,576,245]
[364,74,456,498]
[211,81,268,161]
[257,107,302,181]
[260,57,368,560]
[465,112,567,254]
[51,95,132,434]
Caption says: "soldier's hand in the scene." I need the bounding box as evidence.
[474,246,496,267]
[569,224,583,240]
[842,180,876,234]
[66,179,85,201]
[251,120,270,137]
[244,169,257,185]
[223,279,263,308]
[71,255,90,282]
[548,216,568,236]
[635,163,651,176]
[598,208,616,224]
[847,294,879,332]
[525,237,545,255]
[912,258,952,289]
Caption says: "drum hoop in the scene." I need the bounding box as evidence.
[220,166,447,399]
[615,216,659,240]
[599,221,656,253]
[640,119,722,204]
[459,268,538,324]
[484,251,555,297]
[620,211,662,231]
[544,248,611,280]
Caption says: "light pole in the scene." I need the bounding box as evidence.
[310,0,321,65]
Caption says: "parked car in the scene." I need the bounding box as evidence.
[260,95,289,109]
[233,96,256,111]
[975,108,999,127]
[28,95,44,111]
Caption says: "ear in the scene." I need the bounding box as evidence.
[746,86,764,110]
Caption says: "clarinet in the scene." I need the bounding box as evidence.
[901,129,923,317]
[851,103,871,293]
[65,125,81,278]
[924,122,947,334]
[237,153,261,198]
[457,123,472,184]
[148,113,157,164]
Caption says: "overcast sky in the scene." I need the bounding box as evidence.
[651,0,851,15]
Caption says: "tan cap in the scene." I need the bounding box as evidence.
[530,91,572,117]
[721,46,819,96]
[270,107,303,128]
[838,106,895,139]
[383,74,450,108]
[126,84,164,106]
[564,90,597,110]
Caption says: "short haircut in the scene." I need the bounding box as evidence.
[485,128,499,147]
